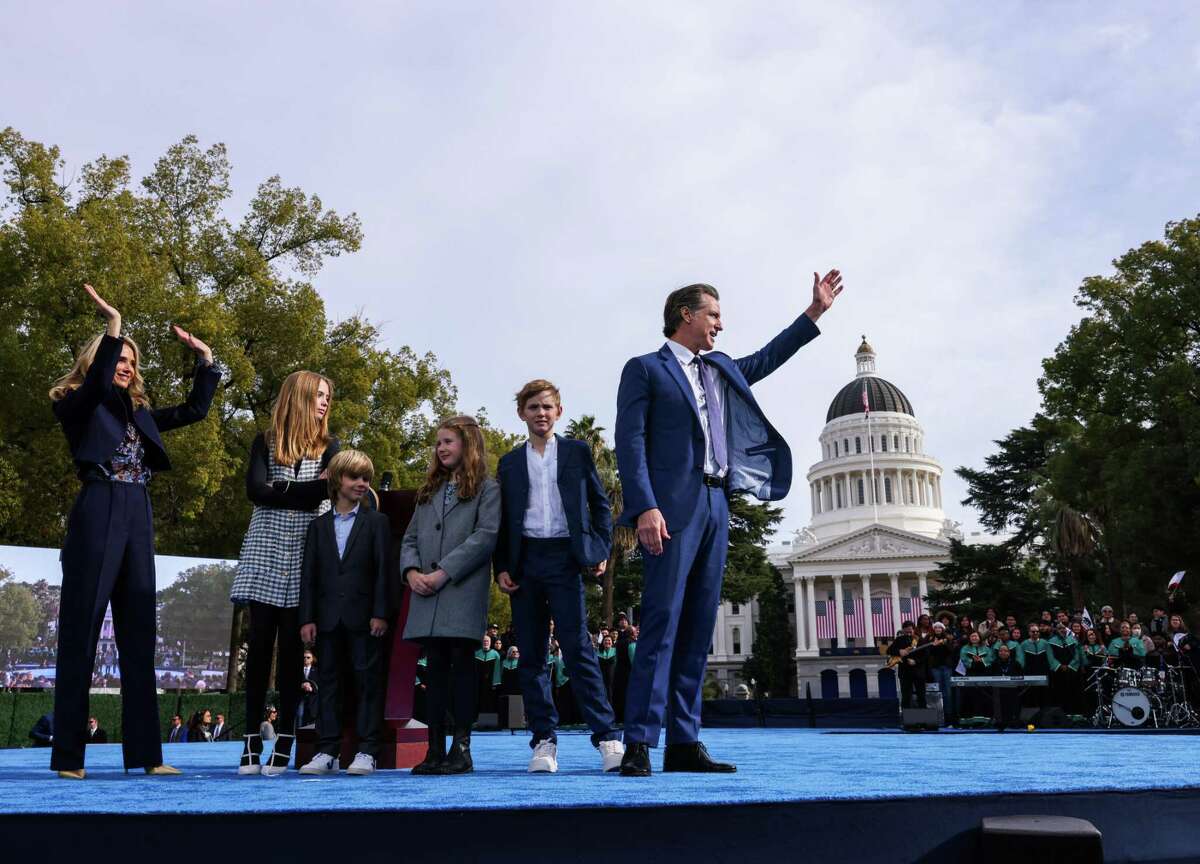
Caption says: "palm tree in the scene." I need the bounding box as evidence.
[1049,504,1099,612]
[566,415,637,626]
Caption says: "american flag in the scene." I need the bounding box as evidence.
[871,597,894,638]
[899,596,925,622]
[844,597,865,639]
[815,598,837,639]
[862,383,870,414]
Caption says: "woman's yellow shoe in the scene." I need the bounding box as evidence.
[57,769,86,780]
[144,764,182,776]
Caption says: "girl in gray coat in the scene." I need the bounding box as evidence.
[402,415,500,774]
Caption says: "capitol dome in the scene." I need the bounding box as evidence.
[825,336,915,422]
[804,337,947,542]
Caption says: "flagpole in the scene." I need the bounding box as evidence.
[864,383,879,524]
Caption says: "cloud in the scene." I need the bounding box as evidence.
[3,1,1199,541]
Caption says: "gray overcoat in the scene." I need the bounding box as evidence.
[401,477,500,641]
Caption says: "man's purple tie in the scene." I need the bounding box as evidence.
[695,355,728,473]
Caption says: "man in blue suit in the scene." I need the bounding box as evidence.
[495,380,625,773]
[616,271,844,775]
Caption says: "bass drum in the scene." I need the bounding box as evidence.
[1112,686,1152,727]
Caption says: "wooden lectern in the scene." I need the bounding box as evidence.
[295,489,428,769]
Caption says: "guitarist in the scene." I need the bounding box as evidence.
[887,621,929,709]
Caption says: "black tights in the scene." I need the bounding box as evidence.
[245,601,302,736]
[424,638,478,731]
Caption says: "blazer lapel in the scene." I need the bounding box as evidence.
[658,344,702,428]
[705,352,753,405]
[321,513,339,564]
[340,509,366,563]
[554,434,573,498]
[512,444,530,505]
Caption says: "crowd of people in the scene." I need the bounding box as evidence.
[887,603,1200,725]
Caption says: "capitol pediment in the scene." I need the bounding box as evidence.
[788,524,949,563]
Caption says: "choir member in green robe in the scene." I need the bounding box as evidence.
[474,635,502,715]
[1049,624,1082,713]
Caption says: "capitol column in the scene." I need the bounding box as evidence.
[889,571,902,636]
[832,574,847,649]
[918,571,929,616]
[792,570,807,655]
[805,575,819,652]
[861,573,875,646]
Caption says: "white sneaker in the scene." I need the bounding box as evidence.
[298,753,339,775]
[528,740,558,773]
[598,739,625,773]
[346,752,376,776]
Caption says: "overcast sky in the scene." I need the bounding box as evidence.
[4,2,1199,542]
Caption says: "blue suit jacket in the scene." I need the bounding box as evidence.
[494,435,614,581]
[614,313,819,531]
[53,334,221,474]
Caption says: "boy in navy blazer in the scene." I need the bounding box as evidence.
[495,380,624,773]
[615,272,843,776]
[297,450,391,777]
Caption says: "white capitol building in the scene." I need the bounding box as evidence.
[707,337,962,699]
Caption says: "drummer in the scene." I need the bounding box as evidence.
[1108,621,1147,669]
[1081,628,1110,715]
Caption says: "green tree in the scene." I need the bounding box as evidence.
[722,496,784,603]
[740,566,796,697]
[959,216,1200,616]
[926,540,1055,623]
[0,568,40,654]
[566,414,636,626]
[157,563,237,655]
[0,128,458,558]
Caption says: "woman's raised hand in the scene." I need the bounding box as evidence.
[84,284,121,336]
[171,325,214,365]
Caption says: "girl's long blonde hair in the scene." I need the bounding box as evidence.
[49,333,150,410]
[416,415,489,504]
[269,370,333,465]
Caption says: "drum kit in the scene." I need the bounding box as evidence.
[1087,663,1199,728]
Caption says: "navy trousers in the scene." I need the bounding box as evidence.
[624,486,729,747]
[511,538,619,748]
[52,480,163,771]
[315,623,383,757]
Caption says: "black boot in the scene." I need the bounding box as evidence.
[238,734,263,775]
[263,733,294,776]
[438,727,473,774]
[411,724,446,775]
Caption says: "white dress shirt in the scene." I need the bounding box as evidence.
[665,339,726,477]
[523,435,570,539]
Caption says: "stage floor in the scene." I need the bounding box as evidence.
[3,727,1198,815]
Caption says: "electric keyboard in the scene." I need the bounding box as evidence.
[950,676,1048,688]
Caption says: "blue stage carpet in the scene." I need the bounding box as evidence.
[2,728,1198,815]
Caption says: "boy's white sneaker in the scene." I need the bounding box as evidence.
[598,739,625,773]
[528,740,558,773]
[298,753,339,775]
[346,752,376,776]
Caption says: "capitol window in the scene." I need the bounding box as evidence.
[856,477,865,505]
[833,440,838,457]
[884,477,893,503]
[844,438,849,453]
[855,437,861,454]
[880,435,888,452]
[732,627,742,655]
[894,434,900,450]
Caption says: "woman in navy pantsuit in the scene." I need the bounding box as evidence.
[49,284,219,779]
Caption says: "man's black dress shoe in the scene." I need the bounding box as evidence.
[619,742,651,776]
[662,741,736,773]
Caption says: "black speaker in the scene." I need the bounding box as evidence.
[901,707,940,731]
